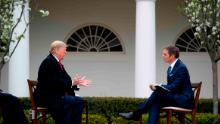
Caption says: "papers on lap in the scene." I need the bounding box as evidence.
[155,85,170,92]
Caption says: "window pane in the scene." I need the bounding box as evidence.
[66,24,123,52]
[175,27,207,52]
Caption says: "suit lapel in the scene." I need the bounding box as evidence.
[49,54,63,71]
[167,59,181,83]
[170,59,181,76]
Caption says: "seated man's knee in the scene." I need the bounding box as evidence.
[64,96,84,105]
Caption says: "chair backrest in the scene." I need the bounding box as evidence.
[191,82,202,113]
[27,79,38,110]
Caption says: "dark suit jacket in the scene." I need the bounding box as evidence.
[34,54,78,107]
[162,59,194,108]
[0,92,29,124]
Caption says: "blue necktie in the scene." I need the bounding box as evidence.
[167,66,172,74]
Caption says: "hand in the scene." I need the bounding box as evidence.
[73,74,92,87]
[73,74,82,85]
[149,84,157,91]
[78,79,92,87]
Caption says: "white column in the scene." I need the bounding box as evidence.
[8,1,29,97]
[135,0,156,98]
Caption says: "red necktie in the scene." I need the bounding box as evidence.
[58,60,63,70]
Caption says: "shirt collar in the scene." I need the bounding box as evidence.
[52,54,59,62]
[170,58,178,69]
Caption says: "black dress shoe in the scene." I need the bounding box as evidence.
[119,112,141,121]
[119,112,134,120]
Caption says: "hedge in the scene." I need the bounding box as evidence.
[17,97,220,123]
[82,113,220,124]
[20,97,220,114]
[197,99,220,113]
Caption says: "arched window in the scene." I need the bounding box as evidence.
[66,24,124,52]
[175,28,207,52]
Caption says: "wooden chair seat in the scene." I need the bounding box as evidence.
[162,106,192,112]
[158,82,202,124]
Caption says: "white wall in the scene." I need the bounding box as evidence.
[29,0,220,98]
[30,0,135,97]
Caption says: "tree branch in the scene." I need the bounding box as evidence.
[9,0,25,47]
[0,0,26,70]
[9,22,29,58]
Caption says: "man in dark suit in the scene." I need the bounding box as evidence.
[119,45,194,124]
[34,40,91,124]
[0,91,29,124]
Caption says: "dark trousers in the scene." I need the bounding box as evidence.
[48,96,84,124]
[0,92,29,124]
[133,90,175,124]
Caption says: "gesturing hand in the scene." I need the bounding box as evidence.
[73,74,92,87]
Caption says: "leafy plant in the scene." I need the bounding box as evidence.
[182,0,220,114]
[0,0,49,70]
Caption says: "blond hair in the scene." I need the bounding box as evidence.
[49,40,67,54]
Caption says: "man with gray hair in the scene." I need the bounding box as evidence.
[34,40,91,124]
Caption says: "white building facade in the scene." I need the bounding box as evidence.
[0,0,219,98]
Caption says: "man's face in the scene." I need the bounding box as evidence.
[54,46,67,60]
[162,49,174,64]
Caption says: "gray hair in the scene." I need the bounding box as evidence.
[49,40,67,54]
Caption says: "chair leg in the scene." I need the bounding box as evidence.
[41,112,47,124]
[32,120,37,124]
[33,111,38,124]
[32,119,37,124]
[167,110,172,124]
[191,114,196,124]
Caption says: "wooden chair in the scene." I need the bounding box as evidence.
[27,79,48,124]
[27,79,89,124]
[158,82,202,124]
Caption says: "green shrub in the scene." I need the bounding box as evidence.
[84,97,143,115]
[157,113,220,124]
[21,97,220,115]
[19,97,220,114]
[30,113,220,124]
[83,97,144,123]
[197,99,220,113]
[20,97,31,110]
[1,110,220,124]
[196,113,220,124]
[15,97,220,124]
[82,114,108,124]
